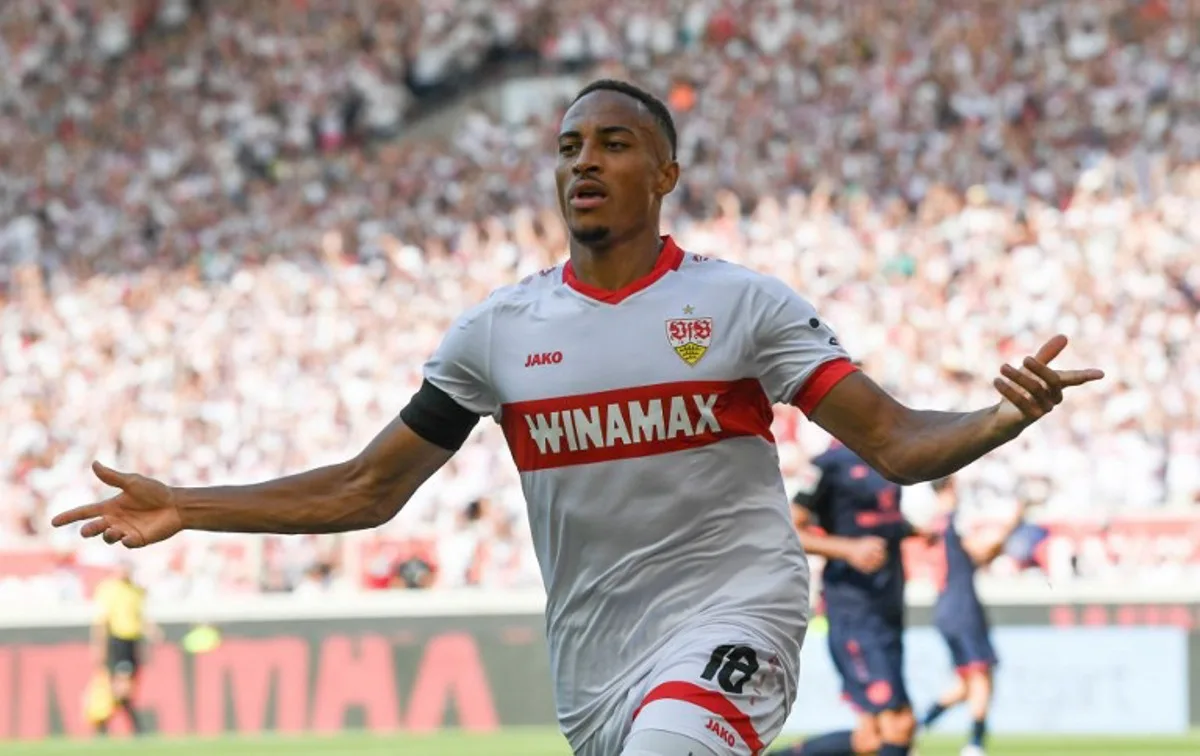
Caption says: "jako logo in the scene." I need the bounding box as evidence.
[706,718,736,747]
[525,351,563,367]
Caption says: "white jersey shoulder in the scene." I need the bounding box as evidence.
[421,263,566,417]
[672,252,852,406]
[676,252,829,320]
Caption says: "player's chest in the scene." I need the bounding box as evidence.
[490,295,751,403]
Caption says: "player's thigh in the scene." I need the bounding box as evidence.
[827,625,909,714]
[626,630,792,755]
[947,628,998,676]
[938,626,972,670]
[851,711,882,753]
[966,629,999,669]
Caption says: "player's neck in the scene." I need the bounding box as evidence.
[568,228,664,292]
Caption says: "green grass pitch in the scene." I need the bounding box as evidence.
[13,728,1200,755]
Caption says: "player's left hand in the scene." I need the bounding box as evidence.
[993,335,1104,436]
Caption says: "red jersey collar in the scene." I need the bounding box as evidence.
[562,235,685,305]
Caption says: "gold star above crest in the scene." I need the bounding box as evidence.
[683,305,695,315]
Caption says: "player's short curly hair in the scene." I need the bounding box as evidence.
[571,79,678,160]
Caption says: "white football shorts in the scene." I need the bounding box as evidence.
[577,621,799,756]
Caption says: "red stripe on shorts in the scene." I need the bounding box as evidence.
[632,680,764,754]
[956,661,994,677]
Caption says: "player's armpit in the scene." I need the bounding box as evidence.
[808,372,1012,486]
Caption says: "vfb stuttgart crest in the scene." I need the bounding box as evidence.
[666,316,713,366]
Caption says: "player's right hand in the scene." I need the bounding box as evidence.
[993,334,1104,436]
[50,462,184,549]
[846,536,888,573]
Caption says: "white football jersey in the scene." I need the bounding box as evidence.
[423,236,855,749]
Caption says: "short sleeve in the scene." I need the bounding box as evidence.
[753,277,857,414]
[423,302,500,418]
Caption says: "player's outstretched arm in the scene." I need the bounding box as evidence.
[51,416,455,549]
[809,335,1103,486]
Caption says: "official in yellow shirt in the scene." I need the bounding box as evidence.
[91,561,160,735]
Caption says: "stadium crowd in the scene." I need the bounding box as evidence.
[1,0,1198,601]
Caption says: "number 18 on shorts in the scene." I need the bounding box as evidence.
[618,628,795,756]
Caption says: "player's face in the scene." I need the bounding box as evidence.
[554,91,678,249]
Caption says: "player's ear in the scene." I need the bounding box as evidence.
[656,160,680,197]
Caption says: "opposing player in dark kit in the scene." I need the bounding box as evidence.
[920,476,1029,756]
[774,443,930,756]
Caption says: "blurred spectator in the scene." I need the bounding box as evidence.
[395,550,436,591]
[293,562,333,596]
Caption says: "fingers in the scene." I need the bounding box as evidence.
[92,461,132,490]
[1032,334,1068,365]
[863,538,887,570]
[1024,358,1103,395]
[121,532,146,549]
[994,376,1047,420]
[72,518,139,549]
[1022,356,1063,404]
[850,539,886,573]
[80,519,111,538]
[1056,368,1105,387]
[1028,335,1105,388]
[999,364,1054,413]
[998,334,1106,423]
[51,503,104,528]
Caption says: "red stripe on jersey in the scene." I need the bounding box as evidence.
[792,358,858,416]
[562,235,685,304]
[632,680,765,755]
[500,378,774,472]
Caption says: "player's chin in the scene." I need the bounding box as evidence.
[568,222,612,246]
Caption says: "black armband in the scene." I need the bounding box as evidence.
[399,379,481,451]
